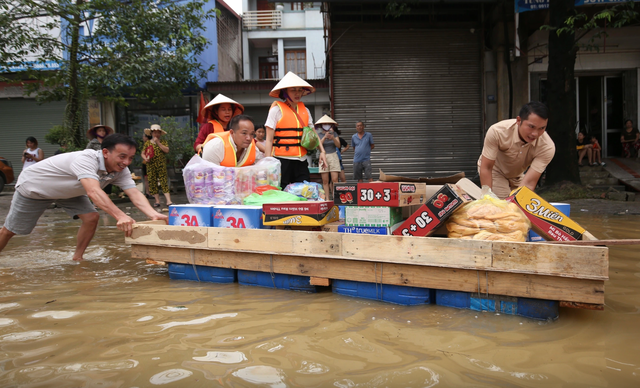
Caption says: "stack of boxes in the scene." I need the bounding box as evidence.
[333,182,428,235]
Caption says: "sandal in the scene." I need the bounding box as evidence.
[154,203,161,208]
[166,203,174,207]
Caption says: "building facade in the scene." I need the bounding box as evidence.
[206,1,330,142]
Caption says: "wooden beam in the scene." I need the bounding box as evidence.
[130,245,605,305]
[310,277,331,286]
[559,301,605,310]
[547,239,640,246]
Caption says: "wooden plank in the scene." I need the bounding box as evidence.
[310,277,331,286]
[209,228,295,254]
[547,239,640,246]
[582,231,598,241]
[131,221,608,280]
[341,234,493,268]
[127,223,208,247]
[559,301,605,310]
[492,241,608,280]
[146,259,166,266]
[130,245,605,304]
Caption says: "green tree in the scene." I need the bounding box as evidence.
[542,1,638,186]
[0,0,218,148]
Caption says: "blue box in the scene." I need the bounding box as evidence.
[528,202,570,242]
[168,263,237,283]
[337,225,390,235]
[435,290,559,320]
[213,205,263,229]
[169,205,214,227]
[237,270,318,293]
[332,279,432,306]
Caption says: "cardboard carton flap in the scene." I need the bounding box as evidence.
[379,169,465,184]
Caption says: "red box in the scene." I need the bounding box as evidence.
[262,201,338,226]
[392,184,472,237]
[357,182,427,207]
[333,184,358,206]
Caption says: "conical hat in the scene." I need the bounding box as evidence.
[204,94,244,114]
[269,72,315,98]
[315,115,338,127]
[86,125,114,139]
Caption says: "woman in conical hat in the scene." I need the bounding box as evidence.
[264,72,327,189]
[85,125,114,151]
[314,115,341,200]
[194,94,244,154]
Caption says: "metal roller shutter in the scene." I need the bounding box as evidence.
[0,99,66,179]
[332,28,483,179]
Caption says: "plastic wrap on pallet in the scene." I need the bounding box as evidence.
[183,155,281,205]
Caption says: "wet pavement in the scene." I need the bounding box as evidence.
[603,157,640,192]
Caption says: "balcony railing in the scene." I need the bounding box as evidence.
[242,10,282,30]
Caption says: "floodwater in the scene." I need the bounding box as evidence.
[1,209,639,387]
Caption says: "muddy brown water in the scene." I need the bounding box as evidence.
[1,209,639,387]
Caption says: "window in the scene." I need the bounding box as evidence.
[284,50,306,79]
[291,2,304,11]
[259,56,278,79]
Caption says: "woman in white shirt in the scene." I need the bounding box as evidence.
[22,136,44,170]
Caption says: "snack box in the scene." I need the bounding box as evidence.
[334,184,358,206]
[392,184,473,237]
[356,182,427,207]
[213,205,263,229]
[169,204,214,227]
[507,187,585,241]
[528,202,570,242]
[344,206,403,227]
[263,201,339,226]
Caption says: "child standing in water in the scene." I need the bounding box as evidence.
[591,135,605,166]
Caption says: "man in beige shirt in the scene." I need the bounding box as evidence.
[478,101,555,199]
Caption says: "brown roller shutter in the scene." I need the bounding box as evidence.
[331,28,483,179]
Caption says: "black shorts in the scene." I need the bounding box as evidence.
[278,158,310,189]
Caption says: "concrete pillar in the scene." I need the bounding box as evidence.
[278,39,285,79]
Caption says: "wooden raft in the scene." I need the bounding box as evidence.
[126,221,608,308]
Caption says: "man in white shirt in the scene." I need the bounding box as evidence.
[0,134,167,261]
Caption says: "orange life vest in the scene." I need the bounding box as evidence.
[201,131,256,167]
[272,101,308,158]
[208,119,225,134]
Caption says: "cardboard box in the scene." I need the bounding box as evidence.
[263,201,339,226]
[213,205,263,229]
[356,182,427,207]
[344,206,403,227]
[169,204,214,227]
[322,221,343,233]
[334,184,358,206]
[337,224,392,235]
[275,225,323,231]
[528,202,570,242]
[507,187,585,241]
[392,184,473,237]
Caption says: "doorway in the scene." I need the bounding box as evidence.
[577,76,623,157]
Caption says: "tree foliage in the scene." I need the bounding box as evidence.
[0,0,218,147]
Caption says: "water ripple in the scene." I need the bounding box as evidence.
[193,351,247,364]
[149,368,192,385]
[157,313,238,331]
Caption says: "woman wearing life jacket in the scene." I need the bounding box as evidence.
[264,72,327,189]
[194,94,244,154]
